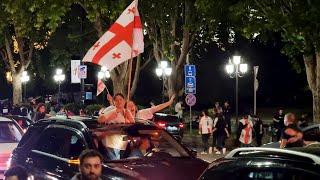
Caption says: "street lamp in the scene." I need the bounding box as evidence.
[21,71,30,102]
[225,55,248,125]
[97,66,111,80]
[54,68,65,105]
[155,60,172,102]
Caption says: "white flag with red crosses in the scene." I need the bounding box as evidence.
[83,0,144,70]
[96,79,106,96]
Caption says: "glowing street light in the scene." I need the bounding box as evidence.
[54,68,65,105]
[155,60,172,102]
[21,71,30,102]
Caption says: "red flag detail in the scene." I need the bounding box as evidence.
[97,79,106,96]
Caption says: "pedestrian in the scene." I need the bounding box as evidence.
[98,93,134,124]
[298,113,308,128]
[222,101,232,134]
[174,100,184,118]
[126,95,175,121]
[49,106,56,117]
[71,149,103,180]
[273,108,285,141]
[253,115,264,146]
[212,113,229,154]
[32,103,47,122]
[280,113,304,148]
[199,110,213,154]
[4,165,28,180]
[213,102,222,116]
[238,115,253,147]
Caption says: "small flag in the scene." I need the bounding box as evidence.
[97,79,106,96]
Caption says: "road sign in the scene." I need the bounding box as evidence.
[185,76,196,94]
[185,94,196,106]
[79,65,87,79]
[184,65,196,77]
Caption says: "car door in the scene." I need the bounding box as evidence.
[303,125,320,141]
[26,125,87,179]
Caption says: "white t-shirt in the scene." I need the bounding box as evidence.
[101,108,128,123]
[136,107,155,120]
[175,102,183,116]
[199,116,213,134]
[102,134,128,150]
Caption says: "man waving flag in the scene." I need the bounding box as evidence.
[83,0,144,70]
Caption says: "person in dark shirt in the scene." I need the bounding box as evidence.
[273,109,284,141]
[253,115,264,146]
[222,101,232,134]
[212,113,229,154]
[32,103,46,122]
[280,113,304,148]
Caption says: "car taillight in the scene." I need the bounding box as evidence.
[179,123,184,128]
[158,122,166,128]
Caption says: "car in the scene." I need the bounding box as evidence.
[199,147,320,180]
[0,116,24,179]
[152,113,184,141]
[262,124,320,148]
[11,117,208,180]
[5,115,33,132]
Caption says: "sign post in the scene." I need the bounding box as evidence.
[184,64,196,134]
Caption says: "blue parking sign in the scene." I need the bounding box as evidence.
[185,76,196,94]
[184,65,196,77]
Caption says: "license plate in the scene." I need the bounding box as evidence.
[167,126,178,131]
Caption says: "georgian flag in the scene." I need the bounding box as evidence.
[83,0,144,70]
[97,79,106,96]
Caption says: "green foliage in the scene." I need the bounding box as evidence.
[85,104,103,116]
[64,102,85,115]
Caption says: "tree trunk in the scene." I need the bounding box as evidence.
[12,72,23,105]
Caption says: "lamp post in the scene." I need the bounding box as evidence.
[155,60,172,102]
[225,55,248,125]
[21,71,30,103]
[54,68,65,105]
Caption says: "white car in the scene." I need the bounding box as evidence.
[0,116,24,179]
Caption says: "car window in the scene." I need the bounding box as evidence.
[303,126,320,141]
[35,128,86,159]
[0,121,23,143]
[93,129,189,161]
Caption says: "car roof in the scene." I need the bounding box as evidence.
[0,116,15,122]
[225,147,320,165]
[302,124,320,131]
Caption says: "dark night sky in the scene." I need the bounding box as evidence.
[0,39,312,112]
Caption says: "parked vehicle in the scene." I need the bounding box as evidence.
[199,147,320,180]
[153,113,184,141]
[11,117,207,180]
[0,116,24,179]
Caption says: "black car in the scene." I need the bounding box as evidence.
[152,113,184,141]
[11,117,207,180]
[199,147,320,180]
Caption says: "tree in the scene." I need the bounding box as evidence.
[230,0,320,122]
[141,0,233,98]
[0,0,73,104]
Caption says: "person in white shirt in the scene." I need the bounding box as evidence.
[175,100,184,118]
[98,93,134,124]
[126,95,175,120]
[199,110,213,154]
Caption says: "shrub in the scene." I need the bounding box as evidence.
[85,104,104,116]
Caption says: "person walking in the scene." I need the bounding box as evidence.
[280,113,304,148]
[253,115,264,146]
[199,110,213,154]
[175,100,184,118]
[71,149,103,180]
[212,113,229,154]
[222,101,232,134]
[238,115,253,147]
[273,108,285,141]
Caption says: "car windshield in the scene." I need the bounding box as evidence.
[92,128,189,161]
[0,121,23,143]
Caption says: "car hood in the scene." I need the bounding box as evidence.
[261,141,280,148]
[106,157,208,180]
